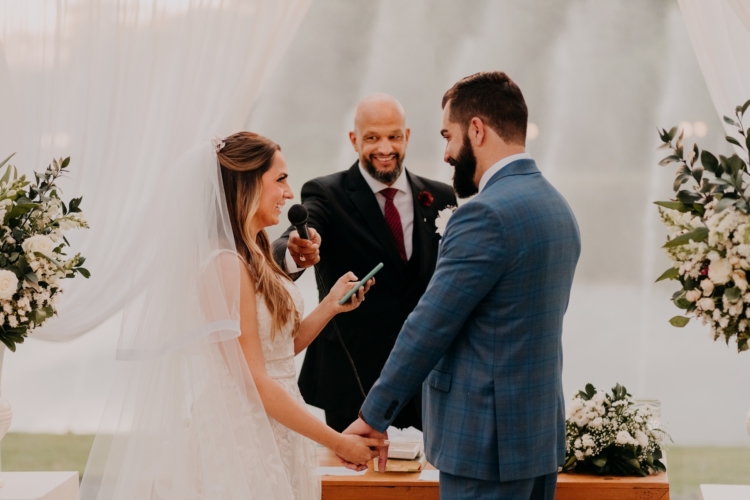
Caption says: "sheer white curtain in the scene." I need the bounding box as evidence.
[0,0,312,341]
[679,0,750,141]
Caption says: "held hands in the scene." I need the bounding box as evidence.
[333,433,389,471]
[324,272,375,314]
[288,228,321,268]
[340,417,389,472]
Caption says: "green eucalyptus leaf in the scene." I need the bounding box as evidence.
[715,196,738,213]
[0,153,15,172]
[669,316,690,327]
[725,287,741,300]
[656,267,679,282]
[668,126,678,141]
[77,267,90,279]
[701,150,719,173]
[663,227,709,248]
[673,174,692,191]
[724,116,740,126]
[654,201,690,212]
[676,190,702,205]
[741,98,750,115]
[659,155,681,166]
[726,135,744,149]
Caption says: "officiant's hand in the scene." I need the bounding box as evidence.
[288,228,321,268]
[341,417,389,472]
[324,272,375,314]
[333,433,389,470]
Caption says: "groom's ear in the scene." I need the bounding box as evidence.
[469,117,486,147]
[349,131,359,152]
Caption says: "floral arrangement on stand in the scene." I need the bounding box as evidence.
[0,153,89,352]
[655,99,750,352]
[564,383,669,476]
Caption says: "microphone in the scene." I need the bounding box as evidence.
[288,204,310,240]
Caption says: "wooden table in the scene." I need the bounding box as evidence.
[318,448,670,499]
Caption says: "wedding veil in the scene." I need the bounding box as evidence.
[80,141,293,499]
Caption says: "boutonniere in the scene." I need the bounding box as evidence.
[435,206,457,237]
[417,190,434,207]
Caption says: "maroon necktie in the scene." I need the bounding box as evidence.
[380,188,407,262]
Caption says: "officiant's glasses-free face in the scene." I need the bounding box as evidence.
[349,107,410,185]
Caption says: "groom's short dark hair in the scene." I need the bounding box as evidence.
[442,72,528,146]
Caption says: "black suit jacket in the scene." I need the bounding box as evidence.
[272,162,457,430]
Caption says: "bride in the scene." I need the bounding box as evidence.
[80,132,384,499]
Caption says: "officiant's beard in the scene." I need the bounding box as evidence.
[449,134,478,198]
[362,154,404,185]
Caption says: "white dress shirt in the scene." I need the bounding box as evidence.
[285,164,414,272]
[477,153,532,193]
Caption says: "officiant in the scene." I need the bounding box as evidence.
[272,94,456,432]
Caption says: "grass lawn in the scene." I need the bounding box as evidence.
[1,433,748,498]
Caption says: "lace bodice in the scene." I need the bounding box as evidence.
[256,277,320,500]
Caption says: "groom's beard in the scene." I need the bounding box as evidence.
[361,153,404,185]
[448,134,478,199]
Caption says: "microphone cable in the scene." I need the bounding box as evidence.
[311,263,367,401]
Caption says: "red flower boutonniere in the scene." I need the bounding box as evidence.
[417,190,434,207]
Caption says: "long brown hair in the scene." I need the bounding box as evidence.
[218,132,299,339]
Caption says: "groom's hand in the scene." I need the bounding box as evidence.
[341,417,389,472]
[288,228,321,268]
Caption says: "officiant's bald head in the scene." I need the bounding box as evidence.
[349,93,410,185]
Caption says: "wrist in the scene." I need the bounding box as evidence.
[328,430,346,454]
[321,295,338,317]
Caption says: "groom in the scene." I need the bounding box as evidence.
[345,72,581,499]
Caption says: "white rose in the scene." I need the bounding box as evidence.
[701,279,715,296]
[720,316,730,328]
[590,417,603,428]
[709,258,734,285]
[708,250,721,262]
[0,270,18,300]
[574,438,582,449]
[686,289,702,302]
[616,430,633,445]
[698,297,715,311]
[592,392,606,404]
[21,235,54,255]
[434,208,455,237]
[574,450,584,461]
[734,271,749,292]
[635,430,649,448]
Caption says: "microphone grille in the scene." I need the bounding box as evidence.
[288,204,309,225]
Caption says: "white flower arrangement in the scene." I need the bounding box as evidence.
[434,206,456,237]
[564,384,669,476]
[0,154,89,352]
[656,100,750,352]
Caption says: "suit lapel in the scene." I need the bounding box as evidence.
[407,171,434,282]
[345,162,405,269]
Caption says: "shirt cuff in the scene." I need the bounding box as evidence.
[285,247,302,273]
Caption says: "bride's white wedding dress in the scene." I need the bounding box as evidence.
[256,278,320,499]
[79,141,320,499]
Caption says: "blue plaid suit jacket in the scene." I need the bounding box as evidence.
[360,159,581,482]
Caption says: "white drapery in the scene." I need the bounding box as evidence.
[679,0,750,142]
[0,0,312,341]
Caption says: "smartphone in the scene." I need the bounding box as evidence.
[338,262,384,305]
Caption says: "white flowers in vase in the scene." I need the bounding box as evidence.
[0,154,89,352]
[655,99,750,352]
[564,384,669,476]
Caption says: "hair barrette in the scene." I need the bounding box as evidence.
[211,135,226,153]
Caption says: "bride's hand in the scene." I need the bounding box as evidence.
[324,272,375,314]
[333,433,388,469]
